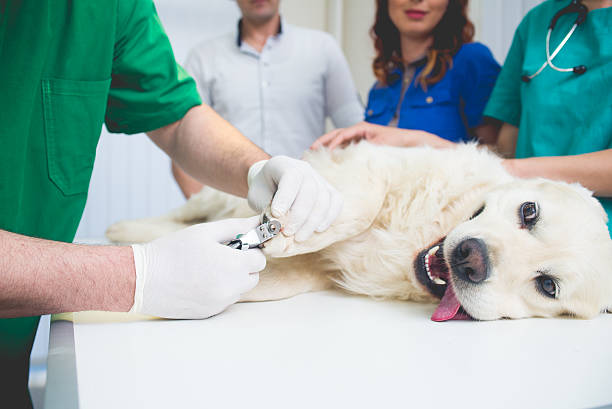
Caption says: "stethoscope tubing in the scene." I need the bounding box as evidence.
[522,0,588,82]
[525,23,578,81]
[545,23,579,73]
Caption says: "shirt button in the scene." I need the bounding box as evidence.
[367,109,373,116]
[426,96,434,104]
[262,81,269,88]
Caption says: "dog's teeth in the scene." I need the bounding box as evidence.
[424,245,440,282]
[423,246,440,280]
[433,277,446,285]
[424,256,433,280]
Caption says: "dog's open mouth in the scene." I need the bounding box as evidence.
[414,238,472,322]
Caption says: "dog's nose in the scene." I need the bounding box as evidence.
[451,238,490,284]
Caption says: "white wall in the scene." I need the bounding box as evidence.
[341,0,377,103]
[470,0,544,63]
[75,0,545,240]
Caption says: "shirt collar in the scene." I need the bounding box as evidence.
[387,57,428,85]
[236,16,284,47]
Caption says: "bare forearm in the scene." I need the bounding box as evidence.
[149,105,269,198]
[405,130,455,148]
[495,123,519,158]
[171,161,204,199]
[366,123,454,148]
[473,120,501,147]
[505,149,612,197]
[0,230,135,318]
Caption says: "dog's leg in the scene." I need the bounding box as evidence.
[263,153,390,258]
[175,186,255,223]
[105,187,255,244]
[105,216,189,244]
[240,254,334,302]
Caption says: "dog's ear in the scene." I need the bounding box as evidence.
[567,182,609,224]
[567,182,612,317]
[606,244,612,314]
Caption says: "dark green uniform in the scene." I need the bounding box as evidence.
[0,1,201,406]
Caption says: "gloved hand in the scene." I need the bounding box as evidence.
[247,156,343,242]
[129,216,266,319]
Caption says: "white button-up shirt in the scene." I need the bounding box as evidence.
[184,19,364,158]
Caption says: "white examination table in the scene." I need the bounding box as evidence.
[45,290,612,409]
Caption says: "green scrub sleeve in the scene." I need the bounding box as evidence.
[105,0,201,134]
[483,22,525,128]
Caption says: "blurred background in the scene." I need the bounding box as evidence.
[73,0,544,241]
[31,1,545,408]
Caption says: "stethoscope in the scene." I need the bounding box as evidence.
[521,0,588,82]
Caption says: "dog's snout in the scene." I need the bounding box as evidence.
[451,238,490,284]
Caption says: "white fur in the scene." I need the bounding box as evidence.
[107,143,612,320]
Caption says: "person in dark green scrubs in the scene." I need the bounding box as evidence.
[0,1,343,407]
[484,0,612,236]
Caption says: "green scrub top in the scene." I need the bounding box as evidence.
[484,0,612,236]
[0,1,201,406]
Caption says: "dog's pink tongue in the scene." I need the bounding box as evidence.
[431,285,463,322]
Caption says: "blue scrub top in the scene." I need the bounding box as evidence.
[364,42,500,142]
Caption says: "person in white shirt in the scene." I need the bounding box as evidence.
[172,0,364,198]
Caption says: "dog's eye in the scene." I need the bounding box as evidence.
[470,205,485,220]
[519,202,539,229]
[535,275,558,299]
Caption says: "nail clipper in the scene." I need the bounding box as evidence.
[225,215,281,250]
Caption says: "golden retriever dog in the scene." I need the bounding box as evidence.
[106,143,612,321]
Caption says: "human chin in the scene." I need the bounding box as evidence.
[243,0,277,20]
[391,14,436,38]
[403,24,436,37]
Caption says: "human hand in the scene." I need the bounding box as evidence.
[310,121,378,150]
[130,216,266,319]
[310,121,429,151]
[247,156,343,242]
[501,158,528,178]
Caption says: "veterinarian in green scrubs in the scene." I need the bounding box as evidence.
[484,0,612,236]
[0,1,197,406]
[0,1,343,407]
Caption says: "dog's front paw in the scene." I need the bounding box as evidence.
[262,229,295,257]
[260,208,293,257]
[105,220,142,244]
[262,208,325,258]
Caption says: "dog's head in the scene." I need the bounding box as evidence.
[415,179,612,321]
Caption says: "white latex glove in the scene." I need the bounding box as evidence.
[247,156,343,242]
[130,216,266,319]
